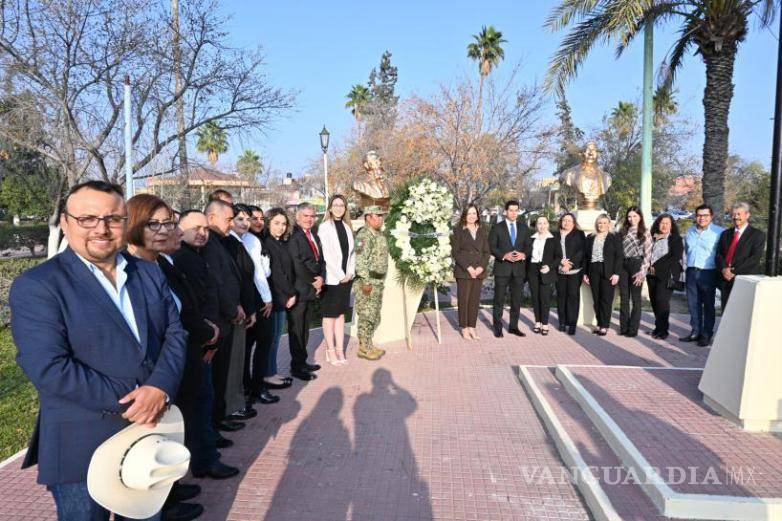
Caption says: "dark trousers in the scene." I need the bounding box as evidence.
[248,311,273,395]
[589,263,615,328]
[528,264,553,325]
[49,481,161,520]
[619,257,643,334]
[210,332,233,427]
[556,272,582,326]
[287,299,313,371]
[721,279,735,310]
[192,360,219,472]
[456,278,483,327]
[685,268,717,338]
[493,275,524,331]
[647,276,674,335]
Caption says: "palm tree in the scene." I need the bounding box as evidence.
[345,84,372,120]
[195,121,228,166]
[653,87,678,127]
[466,25,507,127]
[236,149,262,179]
[544,0,776,214]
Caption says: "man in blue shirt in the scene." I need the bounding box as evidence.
[682,204,725,346]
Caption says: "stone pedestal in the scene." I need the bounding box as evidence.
[698,275,782,432]
[349,220,425,346]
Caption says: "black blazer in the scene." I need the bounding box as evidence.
[649,234,684,283]
[488,220,531,278]
[288,225,326,302]
[556,230,587,273]
[201,232,241,332]
[586,232,624,279]
[451,226,491,280]
[264,235,298,311]
[715,225,765,276]
[526,235,563,285]
[222,233,262,314]
[171,242,220,327]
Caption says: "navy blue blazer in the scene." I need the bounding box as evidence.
[9,248,187,485]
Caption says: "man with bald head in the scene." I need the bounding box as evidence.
[10,180,187,519]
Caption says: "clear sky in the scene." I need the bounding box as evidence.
[215,0,779,177]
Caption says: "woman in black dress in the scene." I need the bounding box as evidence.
[451,204,490,340]
[318,195,355,364]
[646,214,684,339]
[555,213,586,335]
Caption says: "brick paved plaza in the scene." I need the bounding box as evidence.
[3,307,779,520]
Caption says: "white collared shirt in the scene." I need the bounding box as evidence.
[505,219,518,242]
[75,252,140,343]
[530,231,553,263]
[239,232,273,303]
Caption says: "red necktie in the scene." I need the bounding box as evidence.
[724,230,741,266]
[305,230,320,261]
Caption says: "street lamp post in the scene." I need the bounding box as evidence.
[766,12,782,276]
[319,125,330,206]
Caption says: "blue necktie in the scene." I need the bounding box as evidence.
[510,222,517,245]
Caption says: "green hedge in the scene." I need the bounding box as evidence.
[0,327,38,460]
[0,257,44,328]
[0,224,49,255]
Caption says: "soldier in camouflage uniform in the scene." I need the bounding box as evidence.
[353,205,388,360]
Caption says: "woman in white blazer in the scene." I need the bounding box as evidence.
[319,195,356,365]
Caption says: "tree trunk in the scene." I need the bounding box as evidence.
[476,73,485,133]
[701,45,737,218]
[172,0,191,209]
[47,211,61,259]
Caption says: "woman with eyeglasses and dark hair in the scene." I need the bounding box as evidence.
[451,203,491,340]
[618,206,652,337]
[126,194,216,520]
[319,195,355,364]
[555,213,586,335]
[646,214,684,340]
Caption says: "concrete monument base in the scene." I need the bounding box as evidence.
[698,275,782,432]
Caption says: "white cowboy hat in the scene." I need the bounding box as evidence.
[87,405,190,519]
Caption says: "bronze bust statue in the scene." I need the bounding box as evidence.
[353,150,391,210]
[560,141,612,211]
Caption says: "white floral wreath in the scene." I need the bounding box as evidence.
[387,179,453,287]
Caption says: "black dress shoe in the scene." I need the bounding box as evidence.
[626,331,638,338]
[215,435,233,448]
[226,407,256,421]
[263,379,292,390]
[258,389,280,404]
[619,330,628,336]
[292,369,317,381]
[558,324,567,332]
[168,483,201,503]
[697,335,712,347]
[679,333,699,342]
[493,328,503,338]
[218,420,245,432]
[191,461,240,480]
[656,332,669,340]
[162,502,203,521]
[508,328,526,337]
[567,325,576,335]
[303,362,321,372]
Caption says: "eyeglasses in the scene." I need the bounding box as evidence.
[64,212,127,229]
[146,220,177,232]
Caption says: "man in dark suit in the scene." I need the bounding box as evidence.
[287,202,326,380]
[202,200,247,433]
[172,209,240,480]
[488,200,530,338]
[716,201,766,312]
[9,181,186,520]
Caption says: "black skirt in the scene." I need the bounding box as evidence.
[320,281,354,318]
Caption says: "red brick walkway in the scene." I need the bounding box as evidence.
[0,309,709,520]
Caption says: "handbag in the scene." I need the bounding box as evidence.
[667,269,685,291]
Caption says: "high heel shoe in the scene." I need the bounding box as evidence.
[325,348,340,366]
[470,328,480,340]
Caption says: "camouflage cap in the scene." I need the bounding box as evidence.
[363,205,388,216]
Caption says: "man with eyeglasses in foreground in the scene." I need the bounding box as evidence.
[9,181,187,520]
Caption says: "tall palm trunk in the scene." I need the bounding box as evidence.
[701,44,737,217]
